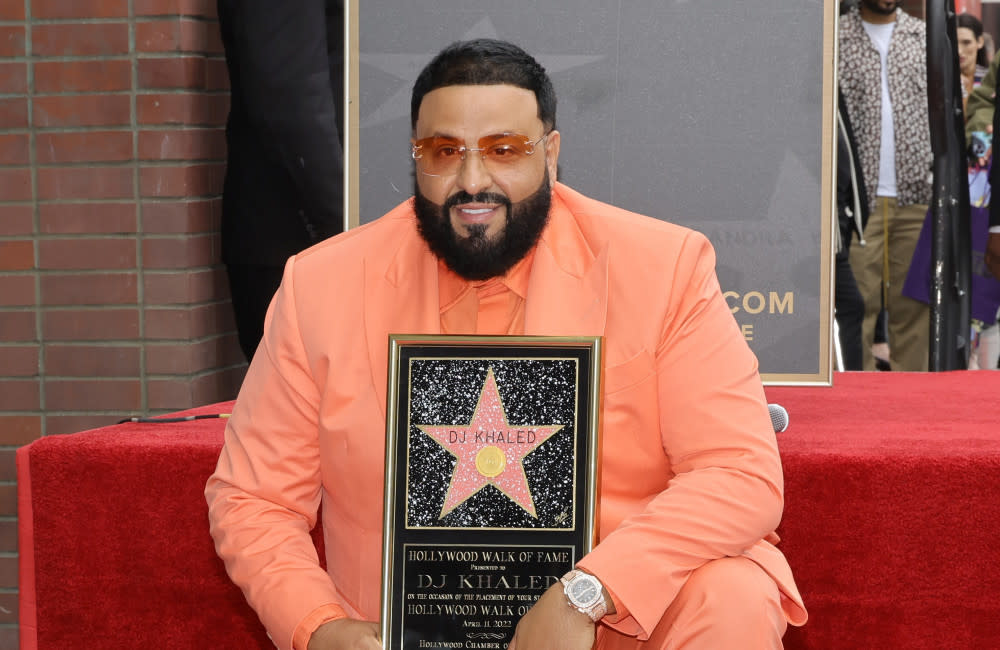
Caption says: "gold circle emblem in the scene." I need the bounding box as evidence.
[475,446,506,478]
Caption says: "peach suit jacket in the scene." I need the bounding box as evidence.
[206,182,807,650]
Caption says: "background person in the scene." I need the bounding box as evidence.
[836,88,869,371]
[217,0,345,362]
[957,13,997,368]
[838,0,933,371]
[957,13,989,115]
[924,12,1000,367]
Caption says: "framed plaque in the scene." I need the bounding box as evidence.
[380,335,603,649]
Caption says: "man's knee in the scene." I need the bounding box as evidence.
[652,556,786,649]
[595,558,787,649]
[684,556,775,610]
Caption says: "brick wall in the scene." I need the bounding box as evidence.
[0,0,245,643]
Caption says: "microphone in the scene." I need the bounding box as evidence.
[768,404,789,433]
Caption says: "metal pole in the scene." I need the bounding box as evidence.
[925,0,972,369]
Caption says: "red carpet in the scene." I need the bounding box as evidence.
[769,372,1000,649]
[16,371,1000,649]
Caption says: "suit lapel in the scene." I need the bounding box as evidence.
[524,188,609,337]
[364,218,441,420]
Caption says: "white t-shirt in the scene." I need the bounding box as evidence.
[862,19,898,198]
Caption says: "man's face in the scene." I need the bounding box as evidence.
[412,84,561,279]
[861,0,900,15]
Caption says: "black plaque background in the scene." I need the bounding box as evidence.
[382,338,599,650]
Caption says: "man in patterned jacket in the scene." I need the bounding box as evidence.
[839,0,933,370]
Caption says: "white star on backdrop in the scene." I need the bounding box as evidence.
[359,17,604,128]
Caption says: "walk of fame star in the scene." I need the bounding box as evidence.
[417,367,563,519]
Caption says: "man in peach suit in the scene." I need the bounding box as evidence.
[207,39,806,650]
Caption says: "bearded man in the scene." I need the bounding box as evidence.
[206,39,806,650]
[838,0,934,370]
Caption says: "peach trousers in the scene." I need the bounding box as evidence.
[594,557,787,650]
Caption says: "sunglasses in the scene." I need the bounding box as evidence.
[411,132,549,177]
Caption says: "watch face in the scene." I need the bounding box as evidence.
[569,576,602,608]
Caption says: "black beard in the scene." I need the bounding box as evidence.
[862,0,898,15]
[414,172,552,281]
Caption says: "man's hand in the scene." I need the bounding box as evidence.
[986,232,1000,280]
[307,618,381,650]
[507,582,596,650]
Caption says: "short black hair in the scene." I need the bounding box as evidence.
[410,39,556,132]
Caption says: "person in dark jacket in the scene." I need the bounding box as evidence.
[836,90,870,370]
[217,0,345,361]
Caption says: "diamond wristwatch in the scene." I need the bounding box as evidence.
[560,569,607,622]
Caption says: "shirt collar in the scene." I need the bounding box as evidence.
[438,247,536,312]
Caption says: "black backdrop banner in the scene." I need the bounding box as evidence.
[346,1,837,383]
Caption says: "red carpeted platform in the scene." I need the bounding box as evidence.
[16,371,1000,649]
[769,372,1000,649]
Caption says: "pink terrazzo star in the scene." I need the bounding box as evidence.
[418,367,563,518]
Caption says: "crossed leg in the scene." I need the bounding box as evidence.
[594,556,787,650]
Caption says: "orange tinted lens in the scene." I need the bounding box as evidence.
[412,134,538,176]
[481,134,533,166]
[414,136,465,175]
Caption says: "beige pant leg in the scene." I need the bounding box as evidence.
[886,202,930,371]
[594,557,786,650]
[849,197,890,371]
